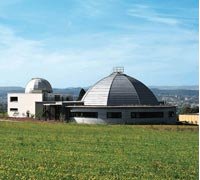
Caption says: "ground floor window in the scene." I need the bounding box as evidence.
[10,108,18,111]
[107,112,122,118]
[71,112,98,118]
[131,112,164,118]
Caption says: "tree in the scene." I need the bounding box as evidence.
[180,105,199,114]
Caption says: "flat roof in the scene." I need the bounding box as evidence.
[43,101,83,106]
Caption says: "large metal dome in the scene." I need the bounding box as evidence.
[82,72,159,106]
[25,78,53,93]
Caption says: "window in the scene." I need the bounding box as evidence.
[10,97,18,102]
[168,111,175,117]
[71,112,98,118]
[131,112,137,118]
[131,112,164,118]
[107,112,122,118]
[54,95,61,101]
[10,108,18,111]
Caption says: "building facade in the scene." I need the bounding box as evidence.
[8,93,43,118]
[7,69,177,124]
[68,69,176,124]
[7,78,73,118]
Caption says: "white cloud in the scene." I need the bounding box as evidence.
[127,4,180,25]
[0,22,198,87]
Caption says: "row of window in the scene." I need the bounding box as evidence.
[71,111,175,118]
[9,109,175,119]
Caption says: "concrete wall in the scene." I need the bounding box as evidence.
[8,93,43,118]
[70,106,176,124]
[179,114,199,125]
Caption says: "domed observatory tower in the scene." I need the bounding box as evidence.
[8,78,53,118]
[70,68,176,124]
[25,78,53,93]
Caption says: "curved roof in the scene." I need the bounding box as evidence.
[25,78,53,93]
[82,72,159,106]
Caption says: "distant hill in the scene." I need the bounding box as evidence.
[0,87,24,91]
[0,85,198,92]
[0,85,198,104]
[53,87,88,96]
[0,87,88,96]
[0,87,24,100]
[149,85,199,90]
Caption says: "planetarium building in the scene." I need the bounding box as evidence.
[8,68,176,124]
[69,69,176,124]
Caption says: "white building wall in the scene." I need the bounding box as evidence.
[8,93,43,118]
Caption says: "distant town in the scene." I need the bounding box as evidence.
[151,87,199,113]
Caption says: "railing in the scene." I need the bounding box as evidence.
[113,67,124,73]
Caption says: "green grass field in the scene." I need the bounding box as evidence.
[0,121,198,179]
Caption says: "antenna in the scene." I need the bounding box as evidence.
[113,67,124,73]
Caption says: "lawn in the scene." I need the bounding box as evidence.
[0,121,198,179]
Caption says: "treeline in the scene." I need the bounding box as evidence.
[0,103,7,113]
[179,105,199,114]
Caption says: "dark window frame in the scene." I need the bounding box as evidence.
[107,112,122,119]
[131,112,164,118]
[54,95,61,101]
[10,108,18,111]
[10,97,18,102]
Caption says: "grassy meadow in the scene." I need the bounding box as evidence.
[0,120,198,179]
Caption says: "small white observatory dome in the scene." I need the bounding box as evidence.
[25,78,53,93]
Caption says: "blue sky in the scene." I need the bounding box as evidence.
[0,0,198,88]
